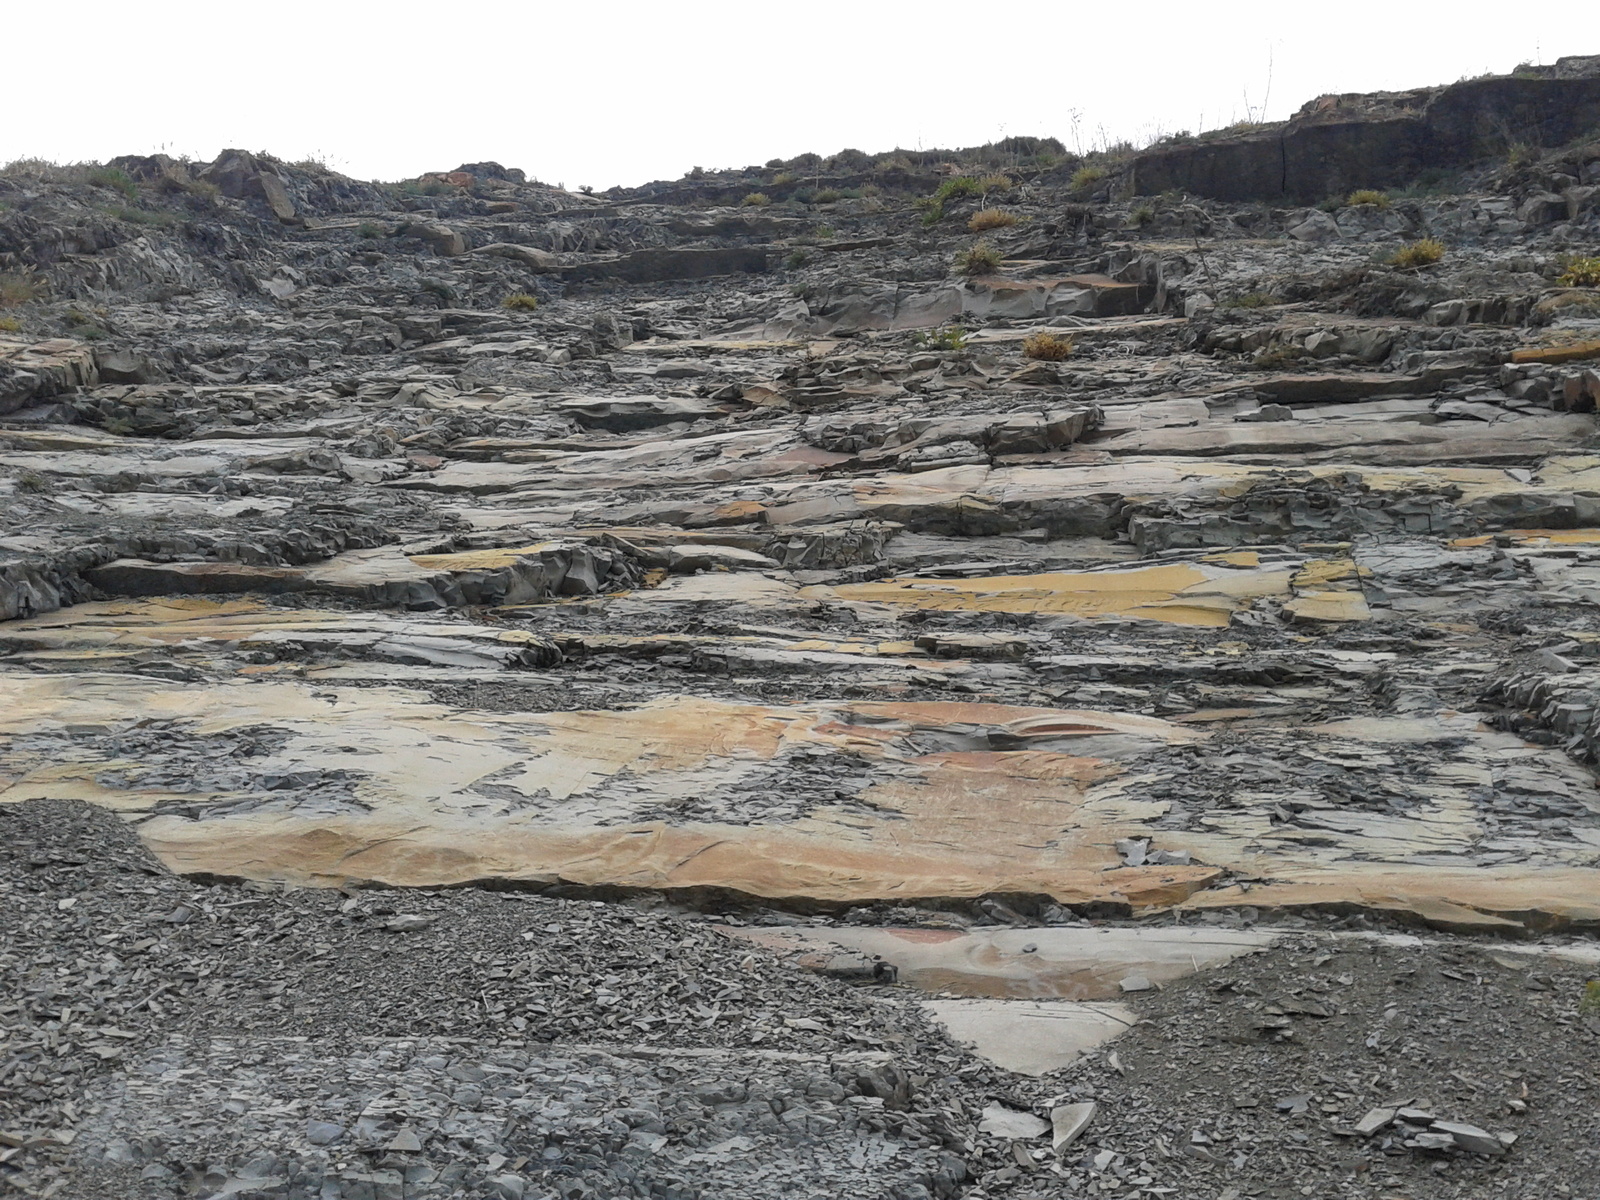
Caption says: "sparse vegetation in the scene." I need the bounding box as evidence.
[812,189,842,204]
[1,272,41,308]
[182,177,222,202]
[977,173,1012,193]
[968,208,1018,233]
[16,470,48,493]
[502,293,540,312]
[912,327,970,352]
[784,249,810,270]
[954,240,1003,277]
[1558,256,1600,288]
[1070,166,1107,193]
[1022,332,1075,361]
[741,192,771,207]
[917,176,985,225]
[394,179,454,198]
[1130,205,1155,227]
[771,172,796,186]
[0,316,20,332]
[357,221,384,239]
[1389,238,1446,269]
[87,166,138,200]
[1345,189,1391,208]
[109,205,179,228]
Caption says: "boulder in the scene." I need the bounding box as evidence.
[473,242,560,272]
[1288,209,1342,242]
[403,221,468,256]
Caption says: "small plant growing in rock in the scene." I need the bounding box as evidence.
[977,173,1012,193]
[1389,238,1446,269]
[1022,332,1075,361]
[741,192,771,207]
[1345,189,1391,208]
[111,205,178,228]
[0,315,20,332]
[357,221,384,239]
[785,249,810,270]
[1507,142,1537,169]
[813,189,842,204]
[968,208,1018,232]
[912,327,970,352]
[16,470,47,493]
[918,176,985,225]
[1129,204,1155,227]
[771,172,796,186]
[1070,166,1107,193]
[502,293,540,312]
[954,241,1003,277]
[1558,256,1600,287]
[0,271,40,308]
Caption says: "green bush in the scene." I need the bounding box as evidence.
[912,327,969,352]
[357,221,384,238]
[502,293,539,311]
[741,192,771,207]
[87,166,138,200]
[110,205,178,227]
[1558,256,1600,287]
[813,189,842,204]
[785,249,810,270]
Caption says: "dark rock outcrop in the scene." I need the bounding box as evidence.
[1132,55,1600,203]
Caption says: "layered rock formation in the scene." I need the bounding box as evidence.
[6,55,1600,1200]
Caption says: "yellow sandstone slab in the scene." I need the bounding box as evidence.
[804,561,1299,627]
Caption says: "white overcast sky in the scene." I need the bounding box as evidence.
[6,2,1595,189]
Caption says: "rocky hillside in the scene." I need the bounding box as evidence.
[4,55,1600,1200]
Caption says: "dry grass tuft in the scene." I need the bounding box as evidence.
[1389,238,1445,269]
[968,208,1018,233]
[1022,332,1075,361]
[502,293,540,312]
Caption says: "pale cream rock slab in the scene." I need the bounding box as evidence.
[923,999,1136,1075]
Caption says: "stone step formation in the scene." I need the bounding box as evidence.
[5,54,1600,1200]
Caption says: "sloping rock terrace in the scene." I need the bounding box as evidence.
[5,55,1600,1200]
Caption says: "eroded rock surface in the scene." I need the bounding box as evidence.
[6,57,1600,1200]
